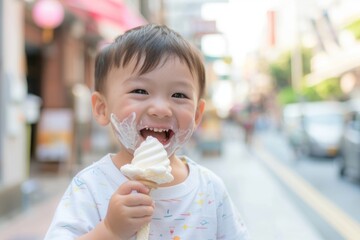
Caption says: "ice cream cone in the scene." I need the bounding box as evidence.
[120,136,174,240]
[136,179,158,190]
[135,179,158,240]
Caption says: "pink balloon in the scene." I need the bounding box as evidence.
[32,0,64,28]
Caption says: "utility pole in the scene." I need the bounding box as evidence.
[291,0,303,96]
[139,0,165,24]
[0,0,3,181]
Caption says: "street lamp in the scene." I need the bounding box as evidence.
[32,0,64,43]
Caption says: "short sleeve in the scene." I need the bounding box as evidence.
[44,176,101,240]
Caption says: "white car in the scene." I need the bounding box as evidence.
[339,99,360,179]
[282,101,346,158]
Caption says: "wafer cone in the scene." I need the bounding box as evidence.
[135,179,158,240]
[137,179,158,190]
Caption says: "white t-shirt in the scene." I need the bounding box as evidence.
[44,154,250,240]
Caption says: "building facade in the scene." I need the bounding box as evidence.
[0,0,153,217]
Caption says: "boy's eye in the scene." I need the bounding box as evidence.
[131,89,148,95]
[172,93,188,99]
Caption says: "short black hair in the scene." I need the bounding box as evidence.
[94,24,206,98]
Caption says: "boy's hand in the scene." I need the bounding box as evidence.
[104,180,154,239]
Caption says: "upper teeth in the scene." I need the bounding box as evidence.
[145,127,169,133]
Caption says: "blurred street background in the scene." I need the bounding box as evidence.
[1,0,360,239]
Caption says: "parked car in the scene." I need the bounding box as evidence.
[339,99,360,179]
[282,101,346,158]
[282,102,304,153]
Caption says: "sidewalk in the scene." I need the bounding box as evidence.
[0,122,324,240]
[0,177,68,240]
[0,152,104,240]
[194,122,324,240]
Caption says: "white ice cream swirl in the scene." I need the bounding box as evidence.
[120,136,174,184]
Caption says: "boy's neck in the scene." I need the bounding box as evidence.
[111,149,133,168]
[165,155,189,187]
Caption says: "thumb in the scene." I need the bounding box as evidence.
[117,180,150,195]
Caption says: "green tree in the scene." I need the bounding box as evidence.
[344,18,360,40]
[269,48,312,91]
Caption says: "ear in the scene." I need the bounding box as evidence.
[91,92,110,126]
[195,98,206,127]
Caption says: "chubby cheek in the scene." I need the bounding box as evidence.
[176,108,196,129]
[110,100,142,120]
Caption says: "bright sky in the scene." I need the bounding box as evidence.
[201,0,279,64]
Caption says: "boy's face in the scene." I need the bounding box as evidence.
[92,56,205,156]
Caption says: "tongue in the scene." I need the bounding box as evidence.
[141,129,167,144]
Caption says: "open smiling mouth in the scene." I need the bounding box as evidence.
[140,127,175,145]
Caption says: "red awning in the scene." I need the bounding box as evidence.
[62,0,147,31]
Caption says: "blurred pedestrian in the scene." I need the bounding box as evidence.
[239,93,265,145]
[44,24,250,240]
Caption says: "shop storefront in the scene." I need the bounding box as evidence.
[22,0,148,173]
[0,0,151,218]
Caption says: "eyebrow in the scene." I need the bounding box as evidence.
[123,75,147,84]
[172,80,194,89]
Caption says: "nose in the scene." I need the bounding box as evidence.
[147,97,172,118]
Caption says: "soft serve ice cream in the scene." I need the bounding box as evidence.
[120,136,174,240]
[120,136,174,185]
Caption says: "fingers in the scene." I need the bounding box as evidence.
[104,181,156,239]
[127,205,154,218]
[124,192,154,207]
[116,180,154,207]
[117,180,150,195]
